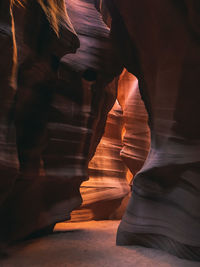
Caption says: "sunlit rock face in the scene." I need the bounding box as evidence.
[71,70,150,221]
[71,100,129,221]
[105,0,200,261]
[118,70,150,181]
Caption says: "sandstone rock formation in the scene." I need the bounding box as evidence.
[57,0,124,221]
[0,0,123,246]
[0,0,81,245]
[118,70,150,182]
[70,70,150,221]
[0,0,199,262]
[105,0,200,261]
[71,99,129,221]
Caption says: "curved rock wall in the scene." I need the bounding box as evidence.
[0,1,199,262]
[71,100,129,221]
[0,0,81,245]
[118,70,150,181]
[0,0,123,245]
[105,0,200,261]
[71,70,150,221]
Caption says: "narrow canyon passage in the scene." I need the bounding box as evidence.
[0,0,200,264]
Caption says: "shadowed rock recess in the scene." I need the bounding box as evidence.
[0,0,199,262]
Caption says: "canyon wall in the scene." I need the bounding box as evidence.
[0,1,199,262]
[105,0,200,261]
[0,0,122,245]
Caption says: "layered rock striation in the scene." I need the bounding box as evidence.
[0,0,122,245]
[105,0,200,261]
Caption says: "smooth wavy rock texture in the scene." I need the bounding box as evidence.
[118,70,150,180]
[105,0,200,261]
[0,0,81,245]
[71,100,129,221]
[71,70,150,221]
[0,0,122,245]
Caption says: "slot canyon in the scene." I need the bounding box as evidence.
[0,0,199,266]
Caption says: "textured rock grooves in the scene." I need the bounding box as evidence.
[0,0,121,245]
[105,0,200,261]
[0,0,199,263]
[70,70,150,221]
[0,0,81,245]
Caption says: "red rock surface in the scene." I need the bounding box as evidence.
[0,0,122,245]
[71,100,129,221]
[105,0,200,260]
[71,70,150,221]
[0,1,199,262]
[118,70,150,181]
